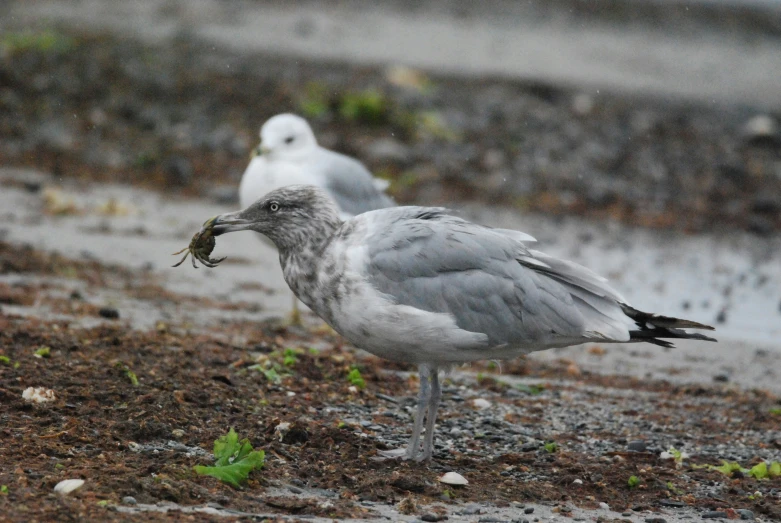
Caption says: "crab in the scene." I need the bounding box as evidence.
[172,216,227,269]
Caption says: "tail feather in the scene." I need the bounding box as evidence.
[621,304,717,347]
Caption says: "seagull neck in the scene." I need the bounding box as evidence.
[277,217,342,303]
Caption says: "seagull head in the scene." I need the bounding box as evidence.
[256,113,318,160]
[210,185,343,250]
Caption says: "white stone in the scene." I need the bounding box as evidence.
[22,387,56,403]
[599,502,610,510]
[439,471,468,486]
[348,386,358,393]
[274,422,291,442]
[471,398,491,409]
[54,479,84,495]
[572,478,583,485]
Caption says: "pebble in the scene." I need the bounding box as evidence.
[471,398,492,409]
[98,307,120,319]
[22,387,56,403]
[736,509,754,520]
[439,471,468,486]
[524,507,534,514]
[54,479,85,495]
[627,440,647,452]
[421,514,447,522]
[645,518,667,523]
[122,496,137,505]
[702,511,728,519]
[598,502,609,510]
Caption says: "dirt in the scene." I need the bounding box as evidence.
[1,240,780,522]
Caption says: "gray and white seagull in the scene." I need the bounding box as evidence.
[208,185,716,461]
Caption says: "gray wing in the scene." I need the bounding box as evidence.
[315,149,395,216]
[365,208,631,348]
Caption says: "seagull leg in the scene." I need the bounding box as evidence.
[418,366,441,461]
[376,364,432,460]
[287,292,302,327]
[403,364,432,460]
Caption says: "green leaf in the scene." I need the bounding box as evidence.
[0,485,8,494]
[0,355,10,365]
[769,461,781,478]
[194,428,265,488]
[543,441,558,453]
[347,368,366,389]
[627,475,640,488]
[713,460,746,477]
[34,346,51,358]
[749,462,768,479]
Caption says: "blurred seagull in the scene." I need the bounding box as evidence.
[239,113,394,324]
[208,185,717,461]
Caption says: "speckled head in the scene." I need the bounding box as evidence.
[210,185,342,251]
[258,113,317,159]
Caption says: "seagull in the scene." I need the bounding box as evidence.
[208,185,716,461]
[239,113,395,324]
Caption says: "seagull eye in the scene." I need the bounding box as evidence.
[284,136,295,144]
[269,202,280,212]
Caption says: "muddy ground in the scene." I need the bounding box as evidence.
[1,242,780,522]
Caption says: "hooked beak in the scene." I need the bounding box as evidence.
[209,210,254,237]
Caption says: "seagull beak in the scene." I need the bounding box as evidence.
[209,211,254,236]
[250,145,271,158]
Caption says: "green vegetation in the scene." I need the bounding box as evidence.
[666,481,683,495]
[347,367,366,389]
[339,89,388,125]
[0,485,7,495]
[543,441,558,454]
[770,407,781,416]
[193,428,265,488]
[297,82,330,119]
[34,346,51,358]
[1,29,76,56]
[693,459,781,479]
[114,362,139,386]
[282,348,299,367]
[627,475,640,489]
[0,355,10,365]
[516,383,545,395]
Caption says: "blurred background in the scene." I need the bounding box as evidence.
[1,0,781,388]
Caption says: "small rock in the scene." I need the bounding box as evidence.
[421,513,447,522]
[439,471,468,486]
[736,509,754,520]
[658,500,686,508]
[171,429,185,438]
[122,496,137,505]
[54,479,84,495]
[519,441,539,452]
[743,115,779,145]
[287,485,303,494]
[523,507,534,514]
[22,387,56,403]
[572,479,583,485]
[274,422,291,442]
[98,307,120,319]
[622,512,632,517]
[702,511,728,519]
[599,502,609,510]
[627,440,647,452]
[645,518,667,523]
[471,398,491,409]
[713,373,730,383]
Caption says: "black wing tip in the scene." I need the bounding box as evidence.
[622,304,718,346]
